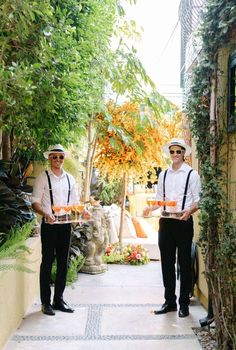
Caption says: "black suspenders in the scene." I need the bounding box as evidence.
[66,175,71,204]
[163,169,193,211]
[163,169,168,211]
[181,169,193,211]
[45,170,71,214]
[45,170,54,213]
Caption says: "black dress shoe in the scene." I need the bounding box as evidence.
[154,303,177,315]
[178,306,189,318]
[41,304,55,316]
[52,300,74,313]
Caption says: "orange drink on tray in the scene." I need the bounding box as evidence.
[63,206,72,213]
[146,198,159,206]
[165,200,177,207]
[52,206,61,213]
[146,198,154,206]
[77,204,85,212]
[155,201,177,207]
[146,200,177,207]
[71,204,85,213]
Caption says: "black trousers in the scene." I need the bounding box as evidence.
[158,217,193,307]
[40,221,71,305]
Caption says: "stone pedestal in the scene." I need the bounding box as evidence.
[81,263,107,274]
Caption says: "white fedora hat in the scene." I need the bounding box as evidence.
[162,138,192,157]
[43,144,70,159]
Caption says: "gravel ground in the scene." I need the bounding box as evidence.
[193,326,217,349]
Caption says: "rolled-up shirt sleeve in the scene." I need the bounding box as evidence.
[67,174,79,205]
[156,171,164,200]
[31,173,45,205]
[189,171,201,205]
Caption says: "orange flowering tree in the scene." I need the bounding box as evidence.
[95,101,182,181]
[94,100,182,243]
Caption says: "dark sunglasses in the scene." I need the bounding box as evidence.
[51,155,65,160]
[169,150,183,155]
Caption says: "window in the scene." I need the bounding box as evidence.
[228,51,236,133]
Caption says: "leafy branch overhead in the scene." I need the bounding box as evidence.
[0,0,118,157]
[94,100,182,182]
[0,0,160,160]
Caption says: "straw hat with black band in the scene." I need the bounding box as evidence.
[162,138,192,157]
[43,144,70,159]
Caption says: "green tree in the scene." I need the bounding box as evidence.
[0,0,119,159]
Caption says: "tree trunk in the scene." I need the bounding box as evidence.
[2,131,11,160]
[0,129,2,159]
[88,136,97,189]
[119,172,127,248]
[83,116,97,202]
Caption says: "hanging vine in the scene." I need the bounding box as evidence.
[186,1,236,349]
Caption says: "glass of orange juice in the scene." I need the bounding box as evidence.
[63,206,72,222]
[145,197,157,217]
[71,203,85,221]
[77,204,85,213]
[162,200,177,207]
[147,197,163,207]
[53,206,61,213]
[146,197,155,207]
[52,206,61,222]
[163,200,177,213]
[166,200,177,207]
[63,206,71,213]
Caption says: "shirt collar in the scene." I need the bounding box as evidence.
[169,162,191,173]
[48,168,66,178]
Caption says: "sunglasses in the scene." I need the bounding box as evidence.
[50,155,65,160]
[169,150,183,155]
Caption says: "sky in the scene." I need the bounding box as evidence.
[123,0,182,107]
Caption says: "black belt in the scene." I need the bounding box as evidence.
[161,211,183,218]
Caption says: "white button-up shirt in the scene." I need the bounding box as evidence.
[156,163,201,212]
[31,169,78,215]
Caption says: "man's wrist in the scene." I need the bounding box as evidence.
[42,211,48,218]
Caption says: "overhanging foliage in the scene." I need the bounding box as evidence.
[186,1,236,348]
[0,0,118,158]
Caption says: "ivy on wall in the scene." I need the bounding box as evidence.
[185,1,236,349]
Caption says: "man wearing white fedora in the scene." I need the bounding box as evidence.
[143,138,201,317]
[31,144,77,315]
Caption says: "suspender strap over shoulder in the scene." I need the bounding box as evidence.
[163,169,168,211]
[45,170,54,213]
[66,174,71,205]
[181,169,193,211]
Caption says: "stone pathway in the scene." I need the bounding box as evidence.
[4,262,205,349]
